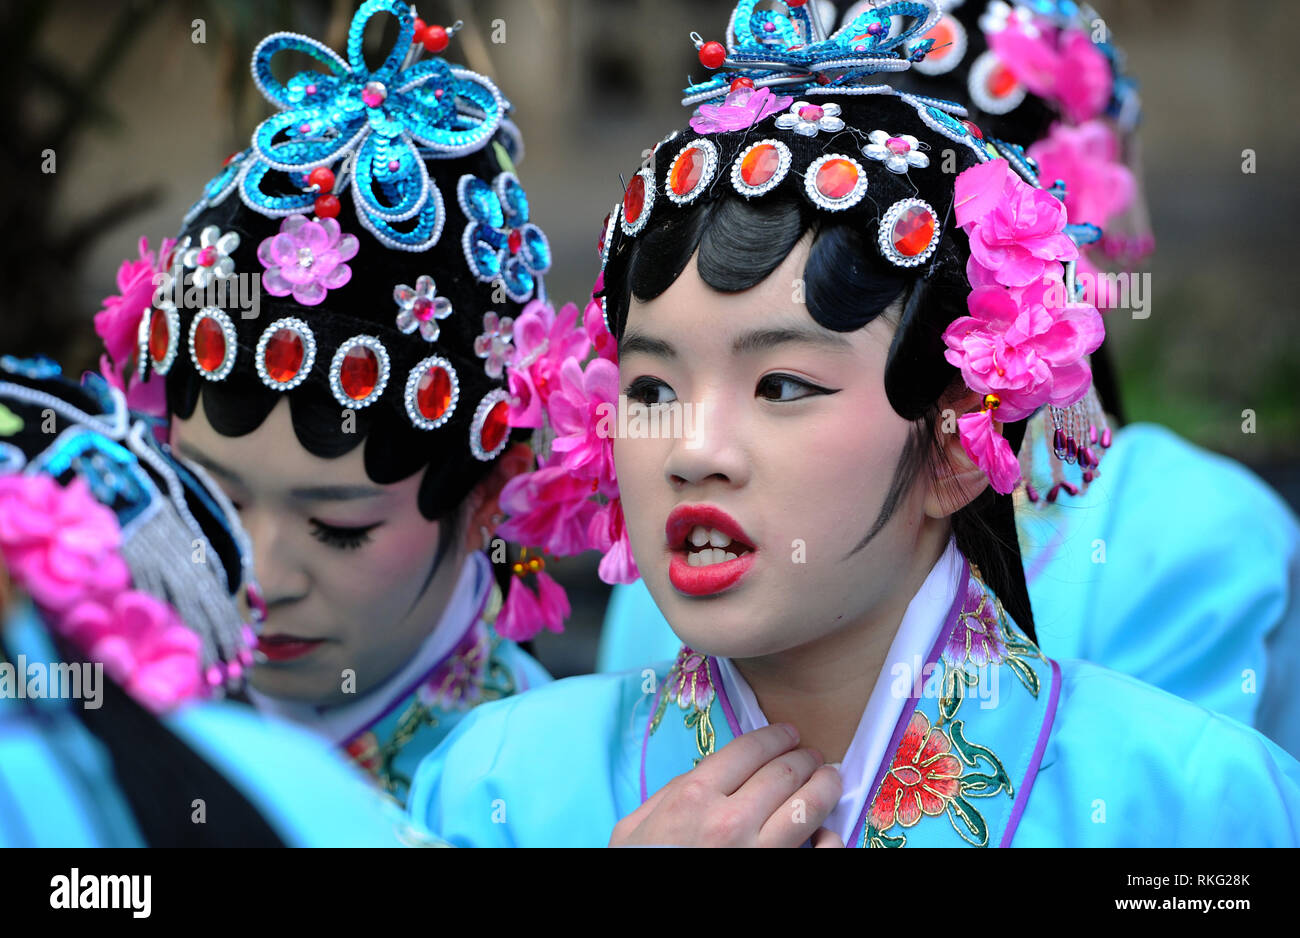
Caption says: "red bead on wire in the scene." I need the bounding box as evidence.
[699,41,726,70]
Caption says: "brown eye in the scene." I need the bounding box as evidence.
[624,377,676,406]
[756,373,832,402]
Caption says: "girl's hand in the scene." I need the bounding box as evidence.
[608,723,843,847]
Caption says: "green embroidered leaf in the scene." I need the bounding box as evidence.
[1006,655,1041,698]
[959,773,1005,798]
[0,404,22,437]
[866,825,907,849]
[947,796,990,846]
[948,720,1013,797]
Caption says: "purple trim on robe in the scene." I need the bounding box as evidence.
[709,657,744,739]
[999,657,1062,847]
[849,559,972,848]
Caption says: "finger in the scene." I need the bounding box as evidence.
[811,827,845,848]
[757,764,843,848]
[692,723,802,795]
[729,746,824,822]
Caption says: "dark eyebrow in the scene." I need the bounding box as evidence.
[287,484,385,501]
[620,324,851,360]
[176,441,244,487]
[176,442,383,502]
[619,331,676,359]
[731,326,852,355]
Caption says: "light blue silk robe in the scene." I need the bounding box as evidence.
[0,604,419,847]
[410,556,1300,847]
[596,423,1300,757]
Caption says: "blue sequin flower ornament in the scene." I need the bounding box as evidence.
[457,172,552,304]
[238,0,507,252]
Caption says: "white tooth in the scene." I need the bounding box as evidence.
[707,528,732,548]
[723,551,737,562]
[687,551,701,567]
[689,526,710,547]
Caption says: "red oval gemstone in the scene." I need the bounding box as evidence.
[148,310,170,364]
[926,18,955,55]
[264,328,304,383]
[417,366,453,421]
[480,400,510,453]
[340,346,379,400]
[988,63,1018,98]
[194,317,227,373]
[508,229,523,254]
[962,120,984,140]
[741,144,780,187]
[623,175,646,225]
[892,206,937,257]
[670,147,705,196]
[815,159,859,201]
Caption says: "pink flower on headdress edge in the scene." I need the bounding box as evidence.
[943,282,1103,421]
[589,497,640,585]
[1027,121,1135,231]
[94,236,175,419]
[690,87,793,135]
[955,159,1078,288]
[495,571,570,642]
[496,462,600,557]
[548,356,620,497]
[987,25,1111,125]
[506,299,591,429]
[258,215,359,306]
[958,409,1022,496]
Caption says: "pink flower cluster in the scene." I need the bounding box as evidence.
[1028,120,1134,233]
[94,236,174,418]
[0,474,204,712]
[943,159,1104,493]
[489,280,639,641]
[988,23,1112,124]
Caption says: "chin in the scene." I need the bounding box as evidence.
[656,591,786,661]
[249,661,336,704]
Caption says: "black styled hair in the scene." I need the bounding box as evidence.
[164,128,531,525]
[602,93,1036,638]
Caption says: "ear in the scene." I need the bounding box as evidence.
[460,441,535,552]
[924,388,996,520]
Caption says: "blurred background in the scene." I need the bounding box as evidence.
[3,0,1297,676]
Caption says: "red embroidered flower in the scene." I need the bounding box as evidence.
[868,711,963,830]
[344,731,382,774]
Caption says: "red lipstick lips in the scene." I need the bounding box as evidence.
[666,504,757,597]
[256,634,326,662]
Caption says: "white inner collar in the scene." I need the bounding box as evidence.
[715,537,963,846]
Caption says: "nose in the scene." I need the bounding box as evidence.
[239,507,310,608]
[662,389,750,492]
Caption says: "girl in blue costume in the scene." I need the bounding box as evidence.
[0,362,413,845]
[409,0,1300,847]
[133,2,556,805]
[596,0,1300,760]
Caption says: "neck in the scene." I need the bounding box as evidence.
[732,521,950,763]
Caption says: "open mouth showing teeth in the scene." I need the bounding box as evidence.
[682,526,755,567]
